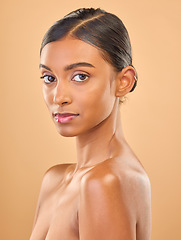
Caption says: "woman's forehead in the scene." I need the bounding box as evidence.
[41,37,100,59]
[40,37,112,71]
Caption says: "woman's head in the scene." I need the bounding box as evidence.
[40,8,137,92]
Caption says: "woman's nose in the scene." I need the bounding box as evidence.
[53,81,72,106]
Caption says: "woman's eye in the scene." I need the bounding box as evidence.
[40,75,56,84]
[72,74,89,82]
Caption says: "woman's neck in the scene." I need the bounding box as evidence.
[75,104,125,170]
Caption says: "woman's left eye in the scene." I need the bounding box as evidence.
[72,74,89,82]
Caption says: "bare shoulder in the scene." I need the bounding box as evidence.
[81,157,151,200]
[38,163,75,204]
[79,157,151,240]
[43,164,73,184]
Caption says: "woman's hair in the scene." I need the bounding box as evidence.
[40,8,137,92]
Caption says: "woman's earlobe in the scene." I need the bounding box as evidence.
[115,66,137,97]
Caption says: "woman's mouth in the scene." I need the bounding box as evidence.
[53,113,79,123]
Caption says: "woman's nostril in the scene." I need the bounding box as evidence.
[53,93,72,105]
[62,101,69,105]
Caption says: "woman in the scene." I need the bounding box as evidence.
[30,8,151,240]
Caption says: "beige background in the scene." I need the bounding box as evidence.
[0,0,181,239]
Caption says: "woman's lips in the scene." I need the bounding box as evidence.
[53,113,79,123]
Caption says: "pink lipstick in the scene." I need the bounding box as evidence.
[54,113,79,123]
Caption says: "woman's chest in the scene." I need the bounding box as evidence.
[31,180,80,240]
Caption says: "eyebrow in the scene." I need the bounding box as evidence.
[39,62,95,72]
[64,62,95,71]
[39,64,52,71]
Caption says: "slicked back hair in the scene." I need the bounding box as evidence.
[40,8,137,92]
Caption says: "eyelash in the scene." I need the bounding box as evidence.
[72,73,89,82]
[40,75,55,84]
[40,73,89,84]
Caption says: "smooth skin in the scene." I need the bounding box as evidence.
[30,37,151,240]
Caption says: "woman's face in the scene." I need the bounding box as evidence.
[40,37,118,137]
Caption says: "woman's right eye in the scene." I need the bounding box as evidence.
[40,75,56,84]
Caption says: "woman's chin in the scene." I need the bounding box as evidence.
[55,126,78,138]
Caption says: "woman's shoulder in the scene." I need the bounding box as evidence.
[44,163,74,179]
[80,156,151,217]
[39,163,75,200]
[80,159,150,239]
[79,157,151,239]
[81,156,150,188]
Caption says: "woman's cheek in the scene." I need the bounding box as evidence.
[43,88,52,107]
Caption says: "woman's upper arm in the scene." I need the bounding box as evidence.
[79,172,137,240]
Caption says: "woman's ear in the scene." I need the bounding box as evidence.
[115,66,137,97]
